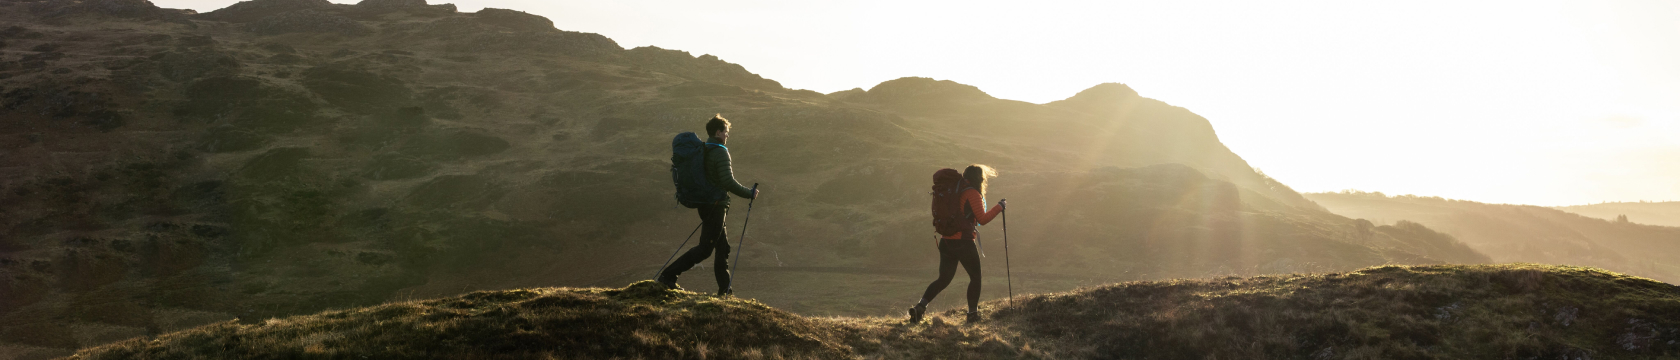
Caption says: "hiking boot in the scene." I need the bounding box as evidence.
[965,310,981,324]
[717,288,733,296]
[907,304,927,323]
[655,274,681,290]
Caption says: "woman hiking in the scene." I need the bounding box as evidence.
[909,164,1005,324]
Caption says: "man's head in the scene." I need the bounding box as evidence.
[706,114,731,142]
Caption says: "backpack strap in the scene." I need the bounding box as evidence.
[960,187,977,239]
[699,143,728,205]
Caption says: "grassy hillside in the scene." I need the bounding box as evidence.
[61,264,1680,359]
[1305,191,1680,284]
[0,0,1493,355]
[1555,201,1680,228]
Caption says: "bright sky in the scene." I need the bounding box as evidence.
[159,0,1680,206]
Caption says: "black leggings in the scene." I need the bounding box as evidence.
[920,237,981,311]
[664,205,731,290]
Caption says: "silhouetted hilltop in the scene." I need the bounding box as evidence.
[1555,201,1680,228]
[1,0,1488,355]
[845,76,997,113]
[1306,191,1680,284]
[64,264,1680,359]
[1045,82,1139,113]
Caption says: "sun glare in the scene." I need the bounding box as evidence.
[151,0,1680,206]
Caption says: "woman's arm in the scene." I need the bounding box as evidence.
[965,190,1003,225]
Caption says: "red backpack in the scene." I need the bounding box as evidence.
[931,168,974,237]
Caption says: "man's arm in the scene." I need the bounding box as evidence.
[705,146,755,199]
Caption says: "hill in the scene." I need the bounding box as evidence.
[0,0,1492,355]
[1305,191,1680,284]
[60,264,1680,359]
[1554,201,1680,228]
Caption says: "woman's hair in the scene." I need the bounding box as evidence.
[963,164,997,197]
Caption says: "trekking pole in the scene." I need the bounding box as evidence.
[654,222,705,280]
[1003,200,1013,304]
[728,183,760,293]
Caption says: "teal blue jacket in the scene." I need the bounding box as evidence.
[705,137,754,205]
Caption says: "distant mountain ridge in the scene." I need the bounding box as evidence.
[1306,191,1680,284]
[1554,201,1680,227]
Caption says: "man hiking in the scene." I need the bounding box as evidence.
[660,114,758,295]
[910,164,1006,323]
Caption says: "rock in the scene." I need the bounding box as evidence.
[196,0,333,23]
[473,8,552,32]
[356,0,425,8]
[622,46,782,91]
[28,0,191,22]
[352,0,454,17]
[663,81,751,98]
[247,9,372,36]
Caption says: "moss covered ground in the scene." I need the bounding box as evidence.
[61,263,1680,359]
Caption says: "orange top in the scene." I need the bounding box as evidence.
[942,188,1003,240]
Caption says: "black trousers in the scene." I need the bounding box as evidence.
[920,237,982,311]
[663,204,731,290]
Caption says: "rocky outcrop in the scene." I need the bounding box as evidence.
[28,0,192,22]
[622,46,783,91]
[473,8,553,32]
[354,0,453,16]
[196,0,333,23]
[355,0,423,10]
